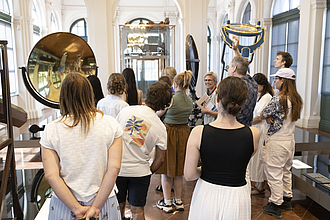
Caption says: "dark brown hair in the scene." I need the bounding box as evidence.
[60,72,103,134]
[277,51,293,68]
[145,81,172,112]
[107,73,127,95]
[217,76,248,116]
[278,79,303,122]
[122,68,138,105]
[253,73,274,101]
[87,75,104,106]
[158,75,172,87]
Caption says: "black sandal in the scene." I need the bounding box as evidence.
[155,185,163,192]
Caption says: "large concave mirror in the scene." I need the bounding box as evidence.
[23,32,97,109]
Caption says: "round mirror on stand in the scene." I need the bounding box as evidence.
[22,32,97,109]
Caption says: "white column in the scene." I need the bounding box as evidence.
[182,0,209,97]
[113,7,120,73]
[296,0,326,128]
[45,0,52,34]
[85,0,112,96]
[12,0,43,119]
[178,18,185,73]
[165,11,180,69]
[260,18,272,76]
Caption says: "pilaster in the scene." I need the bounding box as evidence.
[296,0,326,128]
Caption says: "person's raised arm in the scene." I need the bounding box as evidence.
[184,125,203,181]
[85,136,123,220]
[150,145,166,173]
[232,35,241,57]
[42,147,89,218]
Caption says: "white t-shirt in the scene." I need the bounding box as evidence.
[40,113,123,202]
[271,99,295,140]
[116,105,167,177]
[204,90,217,125]
[97,94,129,118]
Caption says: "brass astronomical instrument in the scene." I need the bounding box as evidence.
[22,32,97,109]
[220,21,265,80]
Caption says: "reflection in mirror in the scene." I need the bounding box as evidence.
[26,32,97,104]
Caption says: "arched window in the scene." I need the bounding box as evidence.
[32,2,40,44]
[242,2,251,24]
[270,0,300,80]
[0,0,17,94]
[207,26,211,72]
[0,0,10,13]
[240,3,255,53]
[70,18,88,42]
[51,13,57,33]
[273,0,300,16]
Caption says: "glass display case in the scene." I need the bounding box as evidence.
[120,24,175,98]
[293,127,330,212]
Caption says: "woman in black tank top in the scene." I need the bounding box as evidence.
[184,77,260,220]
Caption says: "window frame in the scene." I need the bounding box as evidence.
[0,0,18,95]
[50,12,57,33]
[269,2,300,80]
[70,18,88,42]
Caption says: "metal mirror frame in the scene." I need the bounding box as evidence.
[22,32,97,109]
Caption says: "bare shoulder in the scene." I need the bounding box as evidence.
[249,126,260,139]
[191,125,204,134]
[189,125,204,142]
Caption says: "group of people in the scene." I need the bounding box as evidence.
[40,37,303,220]
[192,37,302,219]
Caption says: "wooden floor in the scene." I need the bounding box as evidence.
[122,174,330,220]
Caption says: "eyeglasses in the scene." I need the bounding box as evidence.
[273,76,281,81]
[204,79,214,82]
[224,65,229,72]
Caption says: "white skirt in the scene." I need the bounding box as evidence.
[47,195,121,220]
[188,178,251,220]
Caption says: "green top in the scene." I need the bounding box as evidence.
[164,91,193,124]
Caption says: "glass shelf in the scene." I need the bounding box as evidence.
[120,24,175,99]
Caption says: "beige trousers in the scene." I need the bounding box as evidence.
[263,137,295,205]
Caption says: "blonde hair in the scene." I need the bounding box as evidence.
[174,70,192,100]
[204,71,218,83]
[59,72,103,134]
[164,66,177,82]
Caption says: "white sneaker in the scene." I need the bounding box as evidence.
[172,198,184,211]
[156,199,174,213]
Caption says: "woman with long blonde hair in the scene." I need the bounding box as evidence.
[156,70,193,213]
[41,72,123,220]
